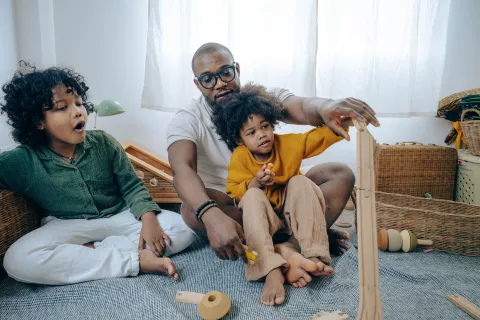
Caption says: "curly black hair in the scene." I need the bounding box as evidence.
[0,61,94,147]
[212,84,287,151]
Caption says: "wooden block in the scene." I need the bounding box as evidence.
[175,291,205,304]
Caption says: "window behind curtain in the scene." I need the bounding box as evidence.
[142,0,450,116]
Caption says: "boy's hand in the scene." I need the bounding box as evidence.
[139,211,171,257]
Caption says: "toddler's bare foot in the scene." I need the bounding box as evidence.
[260,268,285,306]
[276,243,315,288]
[308,257,334,277]
[139,249,178,280]
[328,229,350,256]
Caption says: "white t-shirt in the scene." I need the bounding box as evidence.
[166,88,293,192]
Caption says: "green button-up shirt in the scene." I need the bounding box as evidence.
[0,130,160,220]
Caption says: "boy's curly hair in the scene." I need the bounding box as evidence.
[212,84,286,151]
[0,61,94,147]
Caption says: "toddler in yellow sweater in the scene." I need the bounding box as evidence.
[212,84,346,305]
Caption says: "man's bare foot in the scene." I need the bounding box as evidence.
[139,249,178,280]
[260,268,285,306]
[328,229,350,256]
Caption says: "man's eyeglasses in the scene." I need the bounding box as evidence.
[195,62,237,89]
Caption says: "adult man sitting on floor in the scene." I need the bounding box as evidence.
[166,42,379,297]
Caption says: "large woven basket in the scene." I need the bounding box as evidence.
[375,191,480,256]
[460,108,480,156]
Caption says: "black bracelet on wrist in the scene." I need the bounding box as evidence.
[197,203,219,222]
[195,199,217,221]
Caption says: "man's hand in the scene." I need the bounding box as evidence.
[139,211,171,257]
[201,207,248,263]
[319,98,380,141]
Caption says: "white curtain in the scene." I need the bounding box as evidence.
[142,0,450,116]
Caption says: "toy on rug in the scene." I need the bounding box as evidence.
[448,294,480,320]
[176,290,231,320]
[310,310,351,320]
[377,228,433,252]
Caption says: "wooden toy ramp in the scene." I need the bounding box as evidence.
[122,142,181,204]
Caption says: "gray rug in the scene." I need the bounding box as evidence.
[0,212,479,320]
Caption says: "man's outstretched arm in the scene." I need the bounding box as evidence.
[280,95,380,141]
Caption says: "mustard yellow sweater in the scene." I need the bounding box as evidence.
[226,126,345,211]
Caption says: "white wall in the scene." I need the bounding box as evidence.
[0,0,18,151]
[53,0,173,157]
[6,1,479,175]
[440,0,480,97]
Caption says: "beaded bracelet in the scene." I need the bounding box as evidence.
[195,199,217,221]
[197,203,219,222]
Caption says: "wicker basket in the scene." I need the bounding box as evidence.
[437,88,480,118]
[460,108,480,156]
[0,190,40,278]
[375,191,480,256]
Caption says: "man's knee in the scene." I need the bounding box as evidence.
[307,162,355,187]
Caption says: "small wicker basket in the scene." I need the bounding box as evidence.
[460,108,480,156]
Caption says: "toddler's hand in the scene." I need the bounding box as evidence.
[256,163,275,186]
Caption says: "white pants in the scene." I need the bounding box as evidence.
[3,209,196,285]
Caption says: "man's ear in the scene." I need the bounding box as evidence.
[193,78,202,91]
[236,62,241,77]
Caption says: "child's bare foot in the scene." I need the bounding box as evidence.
[260,268,285,306]
[328,229,350,256]
[308,257,334,277]
[276,243,314,288]
[139,249,178,280]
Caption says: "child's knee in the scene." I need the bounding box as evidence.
[288,175,311,188]
[243,188,265,201]
[3,240,38,281]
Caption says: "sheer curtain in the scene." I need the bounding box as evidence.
[142,0,451,116]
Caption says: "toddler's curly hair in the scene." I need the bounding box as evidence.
[212,84,286,151]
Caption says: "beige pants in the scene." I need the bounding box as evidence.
[239,175,331,281]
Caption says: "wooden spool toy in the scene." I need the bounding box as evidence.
[176,290,231,320]
[378,228,433,252]
[400,230,433,252]
[377,228,403,252]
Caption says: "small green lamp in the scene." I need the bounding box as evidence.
[94,100,125,128]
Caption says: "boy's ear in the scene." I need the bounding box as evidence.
[37,121,45,130]
[236,138,243,146]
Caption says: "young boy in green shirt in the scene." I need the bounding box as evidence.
[0,63,195,285]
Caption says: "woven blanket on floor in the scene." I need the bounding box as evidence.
[0,237,479,320]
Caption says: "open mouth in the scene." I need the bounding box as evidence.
[73,121,86,133]
[259,140,270,147]
[215,90,233,100]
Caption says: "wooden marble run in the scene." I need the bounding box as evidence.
[122,142,181,203]
[352,119,383,320]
